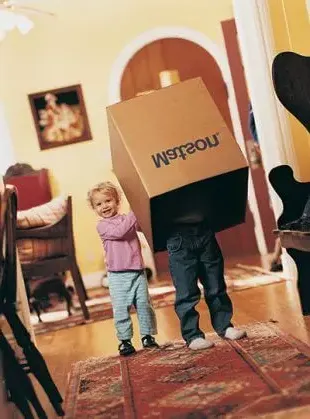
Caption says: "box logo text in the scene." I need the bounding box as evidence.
[151,133,220,168]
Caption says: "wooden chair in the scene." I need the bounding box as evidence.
[4,164,89,320]
[0,185,64,417]
[16,196,90,320]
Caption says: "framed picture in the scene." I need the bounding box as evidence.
[28,84,92,150]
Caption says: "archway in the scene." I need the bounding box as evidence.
[108,27,267,271]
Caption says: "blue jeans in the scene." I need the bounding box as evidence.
[167,221,233,344]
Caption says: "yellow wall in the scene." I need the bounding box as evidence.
[268,0,310,180]
[0,0,234,278]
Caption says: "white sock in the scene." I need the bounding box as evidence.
[224,327,247,341]
[188,337,214,350]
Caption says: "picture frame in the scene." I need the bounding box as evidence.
[28,84,92,150]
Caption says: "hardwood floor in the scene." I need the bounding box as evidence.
[34,255,310,418]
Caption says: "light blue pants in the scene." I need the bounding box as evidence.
[108,270,157,341]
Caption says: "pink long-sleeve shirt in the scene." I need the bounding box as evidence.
[97,211,144,272]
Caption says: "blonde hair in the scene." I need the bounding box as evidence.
[87,181,121,209]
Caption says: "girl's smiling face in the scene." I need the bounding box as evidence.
[92,190,118,218]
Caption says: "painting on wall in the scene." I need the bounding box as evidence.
[28,84,92,150]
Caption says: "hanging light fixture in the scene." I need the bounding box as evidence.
[0,8,33,37]
[14,12,34,34]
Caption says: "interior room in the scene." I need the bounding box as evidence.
[1,0,310,417]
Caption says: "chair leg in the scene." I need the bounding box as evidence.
[70,260,90,320]
[70,259,88,300]
[3,306,65,417]
[0,332,47,419]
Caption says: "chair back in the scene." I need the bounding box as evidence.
[5,168,52,211]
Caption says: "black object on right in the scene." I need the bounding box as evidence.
[270,51,310,316]
[272,51,310,133]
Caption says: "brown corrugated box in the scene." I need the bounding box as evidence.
[106,77,248,252]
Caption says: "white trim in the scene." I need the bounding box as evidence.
[108,26,229,104]
[65,270,105,290]
[219,39,268,255]
[258,1,298,175]
[81,270,105,289]
[107,26,267,255]
[233,0,296,278]
[233,1,288,215]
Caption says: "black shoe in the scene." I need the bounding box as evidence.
[118,340,136,356]
[141,335,159,349]
[281,219,302,230]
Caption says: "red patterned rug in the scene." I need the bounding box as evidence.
[31,265,284,336]
[64,322,310,418]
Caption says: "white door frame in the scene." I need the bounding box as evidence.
[107,26,268,255]
[233,0,297,278]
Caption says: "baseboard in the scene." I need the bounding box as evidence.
[84,270,107,289]
[66,270,106,290]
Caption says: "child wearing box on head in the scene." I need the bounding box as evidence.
[87,182,158,356]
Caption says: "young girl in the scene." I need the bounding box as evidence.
[87,182,158,356]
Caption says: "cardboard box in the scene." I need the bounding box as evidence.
[106,77,248,252]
